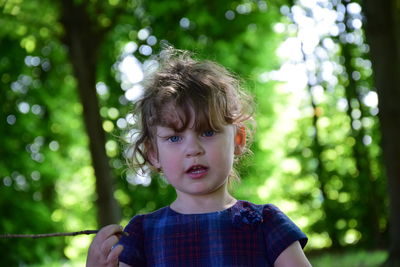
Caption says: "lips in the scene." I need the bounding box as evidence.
[186,165,208,178]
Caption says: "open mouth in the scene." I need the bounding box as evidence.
[186,165,208,176]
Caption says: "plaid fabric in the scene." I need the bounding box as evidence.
[118,201,307,266]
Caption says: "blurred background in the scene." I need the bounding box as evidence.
[1,0,399,266]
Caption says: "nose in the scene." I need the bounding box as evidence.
[185,136,205,157]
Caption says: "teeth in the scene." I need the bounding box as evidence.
[188,166,206,173]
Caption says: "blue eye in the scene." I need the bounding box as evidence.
[202,130,215,137]
[168,136,181,143]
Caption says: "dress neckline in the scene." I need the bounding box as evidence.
[167,200,242,216]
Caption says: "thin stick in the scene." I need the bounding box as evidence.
[0,230,99,239]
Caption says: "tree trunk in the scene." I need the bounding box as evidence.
[341,39,382,247]
[59,0,120,227]
[301,42,340,248]
[362,0,400,265]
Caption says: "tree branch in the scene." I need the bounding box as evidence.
[0,230,100,238]
[0,230,129,239]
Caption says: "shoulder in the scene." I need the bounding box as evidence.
[261,203,288,221]
[128,206,170,221]
[230,201,283,227]
[124,206,169,232]
[233,200,282,220]
[235,200,280,211]
[143,206,170,219]
[243,202,296,228]
[259,202,306,242]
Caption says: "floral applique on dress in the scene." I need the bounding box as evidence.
[231,200,264,228]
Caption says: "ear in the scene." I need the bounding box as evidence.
[234,126,246,155]
[146,141,161,169]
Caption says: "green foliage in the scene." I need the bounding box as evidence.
[0,1,96,264]
[0,26,61,263]
[309,249,388,267]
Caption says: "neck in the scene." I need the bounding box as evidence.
[170,191,237,214]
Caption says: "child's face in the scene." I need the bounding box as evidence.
[148,110,244,199]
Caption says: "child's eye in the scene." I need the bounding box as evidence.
[202,130,215,137]
[167,136,182,143]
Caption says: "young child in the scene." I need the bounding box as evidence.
[86,49,311,267]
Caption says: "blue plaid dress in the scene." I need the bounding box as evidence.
[118,200,307,266]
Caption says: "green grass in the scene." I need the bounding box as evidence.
[309,249,388,267]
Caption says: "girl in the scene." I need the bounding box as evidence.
[86,49,311,267]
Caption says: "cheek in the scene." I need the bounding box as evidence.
[209,141,235,164]
[159,156,179,173]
